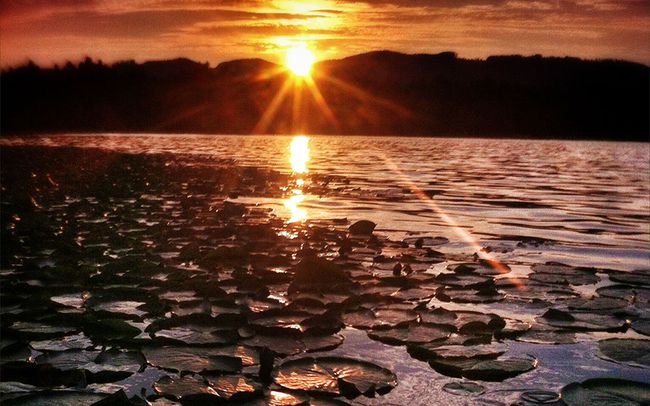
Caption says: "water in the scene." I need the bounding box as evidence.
[3,134,649,271]
[2,134,649,405]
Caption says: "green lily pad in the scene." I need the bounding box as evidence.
[561,378,650,406]
[273,356,397,398]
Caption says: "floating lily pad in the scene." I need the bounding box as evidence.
[520,390,561,404]
[631,319,650,336]
[442,381,485,396]
[273,356,397,398]
[368,323,451,346]
[597,338,650,368]
[565,297,628,311]
[204,375,262,402]
[241,334,305,356]
[539,308,626,331]
[153,325,238,345]
[448,262,508,276]
[85,318,141,341]
[9,322,77,339]
[92,301,147,318]
[153,374,217,401]
[430,356,537,381]
[561,378,650,406]
[35,350,100,371]
[302,334,345,353]
[530,263,599,286]
[30,333,93,351]
[597,285,650,305]
[608,270,650,287]
[142,346,251,373]
[50,292,90,309]
[1,391,106,405]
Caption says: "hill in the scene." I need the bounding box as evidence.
[1,52,648,139]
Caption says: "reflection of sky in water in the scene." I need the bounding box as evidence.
[285,136,310,222]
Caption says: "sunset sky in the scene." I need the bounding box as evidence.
[1,0,649,68]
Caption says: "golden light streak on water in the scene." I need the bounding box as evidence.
[378,153,524,289]
[289,135,310,174]
[284,135,311,222]
[285,190,307,222]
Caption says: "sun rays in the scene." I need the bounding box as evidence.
[252,42,340,135]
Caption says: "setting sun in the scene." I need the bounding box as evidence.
[285,46,316,77]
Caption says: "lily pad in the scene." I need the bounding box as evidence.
[608,270,650,287]
[597,338,650,368]
[204,375,262,402]
[429,356,537,381]
[368,323,452,346]
[30,333,93,351]
[520,390,561,404]
[539,308,626,331]
[2,392,106,405]
[153,374,217,401]
[9,322,77,339]
[597,285,650,305]
[153,325,238,345]
[442,381,485,396]
[142,346,251,373]
[273,356,397,398]
[561,378,650,406]
[530,263,599,286]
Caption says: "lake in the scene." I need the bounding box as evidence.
[1,134,649,405]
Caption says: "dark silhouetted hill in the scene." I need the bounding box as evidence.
[1,52,648,140]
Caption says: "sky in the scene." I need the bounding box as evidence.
[1,0,649,68]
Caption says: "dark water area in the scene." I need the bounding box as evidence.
[0,135,649,405]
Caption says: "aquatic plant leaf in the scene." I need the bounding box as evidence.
[442,381,485,396]
[204,375,262,401]
[273,356,397,398]
[561,378,650,406]
[597,339,650,368]
[1,391,106,405]
[30,333,93,351]
[520,390,561,404]
[153,374,217,400]
[153,325,238,345]
[367,323,451,346]
[142,346,249,373]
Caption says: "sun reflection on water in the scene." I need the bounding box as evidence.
[285,136,310,222]
[289,135,310,174]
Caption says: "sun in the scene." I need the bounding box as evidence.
[285,46,316,77]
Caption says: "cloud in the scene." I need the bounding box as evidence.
[0,0,648,67]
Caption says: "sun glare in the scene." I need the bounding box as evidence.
[286,46,316,77]
[289,135,310,173]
